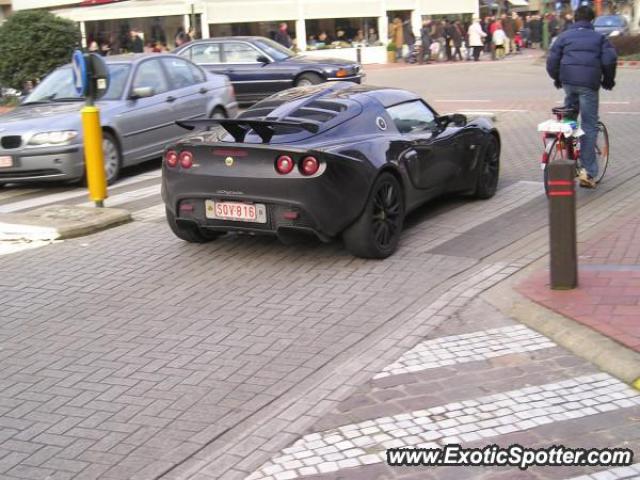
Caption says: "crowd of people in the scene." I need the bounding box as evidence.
[86,26,197,56]
[391,11,578,64]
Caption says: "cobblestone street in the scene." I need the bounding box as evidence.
[1,55,639,480]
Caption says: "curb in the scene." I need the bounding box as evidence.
[0,205,132,241]
[481,261,640,388]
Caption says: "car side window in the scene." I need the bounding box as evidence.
[161,57,204,89]
[190,43,222,63]
[223,42,262,63]
[132,59,169,95]
[386,101,437,134]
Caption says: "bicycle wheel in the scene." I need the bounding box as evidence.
[594,121,609,184]
[542,137,564,196]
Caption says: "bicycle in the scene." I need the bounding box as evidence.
[538,106,609,194]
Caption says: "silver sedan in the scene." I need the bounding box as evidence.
[0,53,238,185]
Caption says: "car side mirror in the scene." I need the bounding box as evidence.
[256,55,271,64]
[450,113,467,127]
[437,113,467,129]
[130,86,154,99]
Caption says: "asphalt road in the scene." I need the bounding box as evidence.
[0,53,639,480]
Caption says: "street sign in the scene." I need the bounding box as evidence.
[71,50,88,96]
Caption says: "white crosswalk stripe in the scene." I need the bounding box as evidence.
[247,373,640,480]
[0,169,161,213]
[373,325,556,379]
[78,184,160,208]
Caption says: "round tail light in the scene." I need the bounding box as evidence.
[300,156,319,176]
[179,151,193,169]
[165,150,178,168]
[275,155,294,175]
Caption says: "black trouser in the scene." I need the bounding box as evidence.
[473,46,482,61]
[454,46,462,61]
[445,41,452,60]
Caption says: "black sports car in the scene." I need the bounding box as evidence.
[174,37,363,104]
[161,82,500,258]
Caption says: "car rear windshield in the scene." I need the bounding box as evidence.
[24,64,131,103]
[594,16,624,27]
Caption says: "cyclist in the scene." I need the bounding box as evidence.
[546,5,617,189]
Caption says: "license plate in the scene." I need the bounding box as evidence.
[205,200,267,224]
[0,156,12,168]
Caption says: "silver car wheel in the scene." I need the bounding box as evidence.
[102,137,119,183]
[297,78,313,87]
[211,110,226,119]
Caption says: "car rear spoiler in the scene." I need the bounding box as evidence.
[176,118,320,144]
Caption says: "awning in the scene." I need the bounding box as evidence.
[508,0,529,6]
[53,0,203,22]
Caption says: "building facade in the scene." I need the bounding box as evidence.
[13,0,479,62]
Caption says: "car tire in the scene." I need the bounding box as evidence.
[166,207,221,243]
[295,73,324,87]
[210,107,227,119]
[473,135,500,199]
[103,131,122,185]
[343,172,404,259]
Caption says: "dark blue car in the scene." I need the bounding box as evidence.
[174,36,364,104]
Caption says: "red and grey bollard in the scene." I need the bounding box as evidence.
[547,160,578,290]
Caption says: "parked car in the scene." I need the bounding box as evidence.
[162,82,501,258]
[174,36,364,104]
[593,15,630,37]
[0,54,237,186]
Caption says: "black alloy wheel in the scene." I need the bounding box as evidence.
[343,172,404,259]
[474,135,500,199]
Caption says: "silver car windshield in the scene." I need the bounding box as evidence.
[25,64,131,103]
[254,38,294,61]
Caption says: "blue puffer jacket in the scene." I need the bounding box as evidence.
[546,21,617,90]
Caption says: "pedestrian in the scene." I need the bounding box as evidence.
[492,23,507,60]
[420,20,432,64]
[433,20,446,61]
[367,27,378,45]
[390,17,404,61]
[546,5,617,189]
[467,16,487,62]
[452,20,464,61]
[562,13,574,32]
[502,13,515,55]
[402,18,416,63]
[443,20,453,61]
[275,22,292,48]
[129,29,144,53]
[529,15,542,48]
[88,40,99,53]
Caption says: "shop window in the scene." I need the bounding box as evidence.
[305,17,379,50]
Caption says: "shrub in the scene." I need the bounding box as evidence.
[0,10,80,90]
[387,41,397,52]
[610,35,640,57]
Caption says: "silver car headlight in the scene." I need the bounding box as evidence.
[28,130,78,146]
[609,30,620,37]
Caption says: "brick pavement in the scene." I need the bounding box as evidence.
[517,205,640,353]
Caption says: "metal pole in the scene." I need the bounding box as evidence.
[191,3,196,37]
[547,159,577,289]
